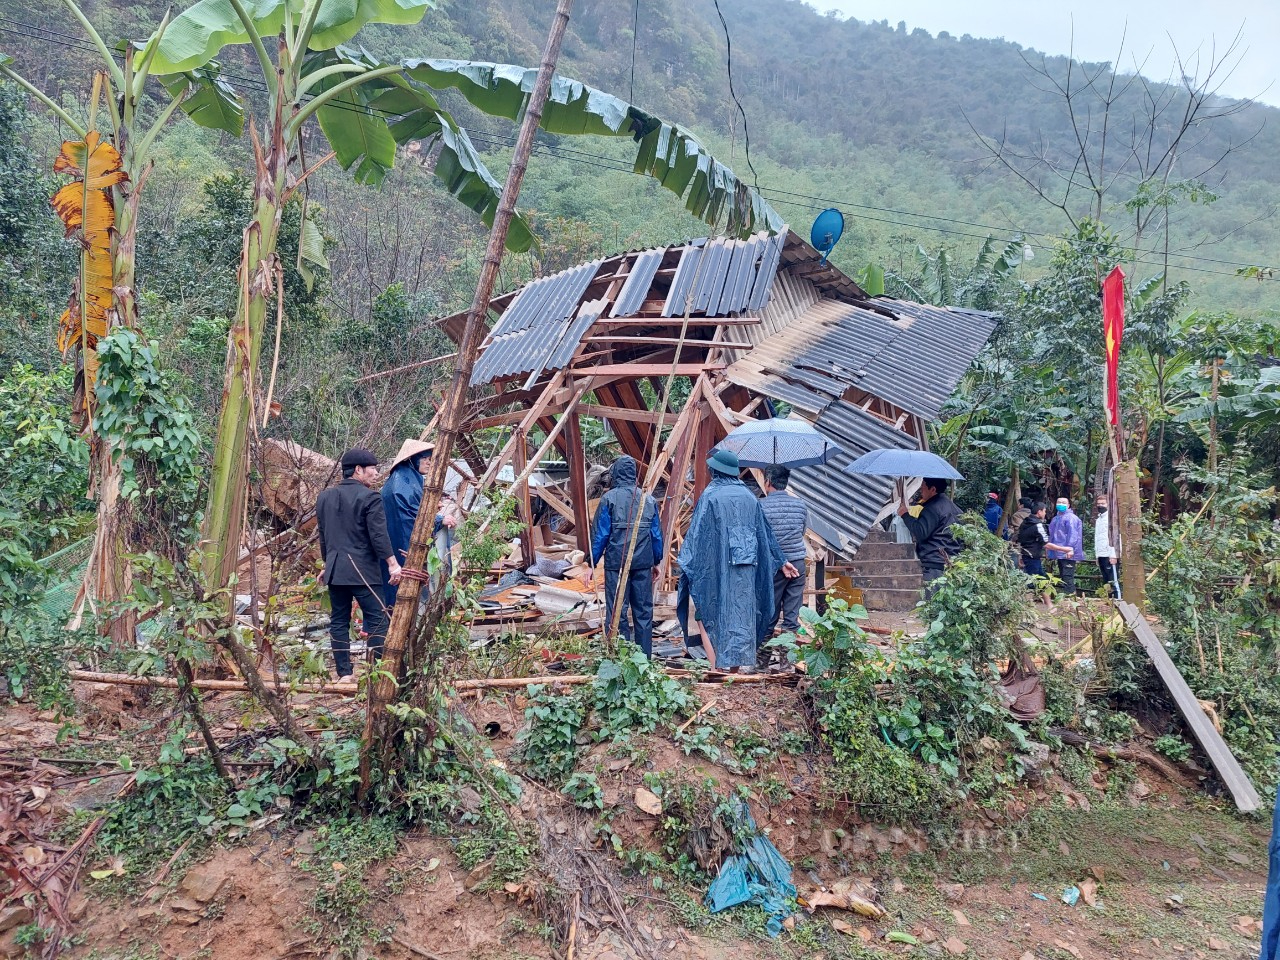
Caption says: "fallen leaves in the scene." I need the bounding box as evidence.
[634,787,662,815]
[1079,876,1099,907]
[801,877,887,919]
[942,935,968,955]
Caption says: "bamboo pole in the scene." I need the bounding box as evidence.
[360,0,577,793]
[68,669,792,694]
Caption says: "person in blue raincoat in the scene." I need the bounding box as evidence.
[677,449,792,672]
[381,439,456,607]
[1263,787,1280,960]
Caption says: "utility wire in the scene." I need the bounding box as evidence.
[628,0,639,103]
[1,18,1273,282]
[711,0,759,190]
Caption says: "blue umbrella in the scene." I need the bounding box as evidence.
[844,448,964,480]
[715,417,843,469]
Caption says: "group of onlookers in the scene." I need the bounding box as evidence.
[591,449,805,673]
[988,492,1120,599]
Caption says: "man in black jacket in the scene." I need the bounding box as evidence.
[897,477,962,597]
[316,448,401,680]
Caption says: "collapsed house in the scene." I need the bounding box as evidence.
[433,229,997,615]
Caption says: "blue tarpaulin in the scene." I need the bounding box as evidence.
[705,802,796,937]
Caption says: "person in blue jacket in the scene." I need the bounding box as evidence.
[381,439,455,607]
[984,491,1003,533]
[589,456,663,656]
[1263,787,1280,960]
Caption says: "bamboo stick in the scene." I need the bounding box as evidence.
[68,668,792,695]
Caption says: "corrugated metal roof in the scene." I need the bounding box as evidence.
[610,249,665,317]
[470,259,603,385]
[725,297,997,420]
[788,401,920,555]
[660,233,784,318]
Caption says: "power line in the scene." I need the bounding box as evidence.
[628,0,639,103]
[2,18,1273,283]
[711,0,759,191]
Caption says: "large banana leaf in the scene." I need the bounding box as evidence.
[51,131,127,416]
[160,62,245,135]
[308,48,533,251]
[402,59,784,239]
[150,0,433,74]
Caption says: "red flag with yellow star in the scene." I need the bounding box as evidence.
[1102,266,1125,427]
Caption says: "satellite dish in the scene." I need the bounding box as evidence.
[810,208,845,264]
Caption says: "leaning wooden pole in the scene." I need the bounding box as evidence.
[359,0,576,792]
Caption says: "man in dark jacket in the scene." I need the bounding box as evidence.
[316,448,401,680]
[589,456,663,656]
[898,477,962,596]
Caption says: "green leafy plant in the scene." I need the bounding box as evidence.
[1153,733,1193,763]
[591,650,695,740]
[94,329,203,549]
[561,771,604,810]
[518,684,587,782]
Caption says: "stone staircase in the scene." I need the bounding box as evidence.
[843,526,923,612]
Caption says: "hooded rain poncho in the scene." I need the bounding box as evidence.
[676,475,785,668]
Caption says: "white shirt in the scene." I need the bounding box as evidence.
[1094,512,1118,560]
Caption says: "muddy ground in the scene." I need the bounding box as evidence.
[0,670,1271,960]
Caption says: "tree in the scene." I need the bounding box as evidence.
[968,34,1261,609]
[143,0,782,615]
[2,12,241,642]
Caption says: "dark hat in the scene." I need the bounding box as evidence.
[707,448,740,476]
[340,447,379,468]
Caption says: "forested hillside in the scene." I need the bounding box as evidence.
[3,0,1278,327]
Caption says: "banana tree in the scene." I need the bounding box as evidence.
[144,0,781,613]
[2,12,241,643]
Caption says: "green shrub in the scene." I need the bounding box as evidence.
[518,685,587,782]
[591,649,695,740]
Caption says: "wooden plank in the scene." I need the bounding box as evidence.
[533,483,575,524]
[1115,600,1261,812]
[474,370,567,490]
[563,410,591,553]
[578,404,679,425]
[584,336,751,349]
[469,409,536,431]
[571,363,724,377]
[513,430,534,566]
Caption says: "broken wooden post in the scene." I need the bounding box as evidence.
[1115,600,1259,812]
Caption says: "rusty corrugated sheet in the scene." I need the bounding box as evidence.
[725,297,997,420]
[788,401,920,555]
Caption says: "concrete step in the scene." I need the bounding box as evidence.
[861,586,923,612]
[843,558,923,578]
[848,574,924,591]
[853,541,919,561]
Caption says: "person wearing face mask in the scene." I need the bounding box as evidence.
[1094,495,1121,598]
[1047,497,1084,596]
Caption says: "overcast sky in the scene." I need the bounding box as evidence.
[819,0,1278,107]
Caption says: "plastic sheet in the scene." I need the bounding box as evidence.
[705,802,796,937]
